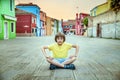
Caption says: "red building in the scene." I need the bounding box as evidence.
[16,8,36,36]
[75,13,89,35]
[62,20,76,35]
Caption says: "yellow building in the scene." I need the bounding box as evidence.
[46,16,54,35]
[90,0,111,16]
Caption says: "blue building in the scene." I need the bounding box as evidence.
[58,20,63,33]
[54,19,59,35]
[16,3,41,36]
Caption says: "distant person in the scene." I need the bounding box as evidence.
[41,32,79,70]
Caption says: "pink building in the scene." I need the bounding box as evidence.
[75,13,89,35]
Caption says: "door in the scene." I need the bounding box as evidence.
[4,22,8,39]
[97,23,101,37]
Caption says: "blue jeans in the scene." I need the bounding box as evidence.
[53,58,68,63]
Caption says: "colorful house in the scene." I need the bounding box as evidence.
[16,3,41,36]
[54,19,59,35]
[87,0,120,38]
[46,16,54,35]
[15,8,36,36]
[83,16,94,36]
[40,11,47,36]
[90,0,111,16]
[75,13,89,35]
[58,20,63,33]
[0,0,16,39]
[62,20,76,35]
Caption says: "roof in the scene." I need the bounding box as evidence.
[16,3,40,9]
[63,20,76,26]
[15,8,36,17]
[79,13,90,15]
[90,2,108,11]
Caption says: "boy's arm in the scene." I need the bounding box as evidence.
[41,46,49,58]
[72,44,79,57]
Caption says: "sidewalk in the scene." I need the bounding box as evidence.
[0,36,120,80]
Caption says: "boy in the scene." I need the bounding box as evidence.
[41,32,79,70]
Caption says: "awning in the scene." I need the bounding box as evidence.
[2,14,17,21]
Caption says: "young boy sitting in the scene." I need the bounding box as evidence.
[41,32,79,70]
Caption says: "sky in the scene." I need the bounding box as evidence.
[15,0,107,20]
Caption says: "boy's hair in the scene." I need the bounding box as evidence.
[55,32,65,42]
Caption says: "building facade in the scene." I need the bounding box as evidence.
[75,13,89,35]
[87,0,120,39]
[58,20,63,33]
[54,19,59,35]
[90,0,111,16]
[62,20,76,35]
[16,8,36,36]
[16,3,41,36]
[46,16,52,36]
[40,11,47,36]
[0,0,16,39]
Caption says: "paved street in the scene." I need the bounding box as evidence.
[0,36,120,80]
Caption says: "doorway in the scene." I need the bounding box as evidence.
[97,23,101,37]
[4,22,8,39]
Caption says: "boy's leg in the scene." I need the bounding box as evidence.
[61,57,76,65]
[47,58,64,68]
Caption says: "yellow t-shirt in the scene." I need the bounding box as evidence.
[48,42,72,58]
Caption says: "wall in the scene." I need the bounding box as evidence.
[46,16,52,35]
[93,11,120,26]
[87,27,92,37]
[96,3,109,16]
[88,10,120,39]
[16,5,41,36]
[102,22,120,38]
[93,27,97,37]
[87,22,120,39]
[16,15,31,33]
[90,0,110,16]
[0,0,16,39]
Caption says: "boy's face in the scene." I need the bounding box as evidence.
[56,37,64,45]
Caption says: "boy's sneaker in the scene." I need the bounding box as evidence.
[49,64,56,70]
[64,64,76,70]
[49,64,63,70]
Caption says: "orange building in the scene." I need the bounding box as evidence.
[46,16,54,35]
[40,11,47,36]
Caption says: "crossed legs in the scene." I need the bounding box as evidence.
[46,57,76,68]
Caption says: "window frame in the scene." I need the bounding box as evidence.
[10,0,13,11]
[0,22,2,33]
[11,22,14,33]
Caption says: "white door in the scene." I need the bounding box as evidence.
[4,22,8,39]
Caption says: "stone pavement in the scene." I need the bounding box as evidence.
[0,36,120,80]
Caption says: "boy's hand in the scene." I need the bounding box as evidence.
[46,56,54,60]
[69,55,77,59]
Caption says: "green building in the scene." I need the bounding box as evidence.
[0,0,16,39]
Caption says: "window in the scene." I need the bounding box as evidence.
[10,0,13,11]
[32,17,34,23]
[0,22,2,33]
[32,28,34,33]
[11,23,14,32]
